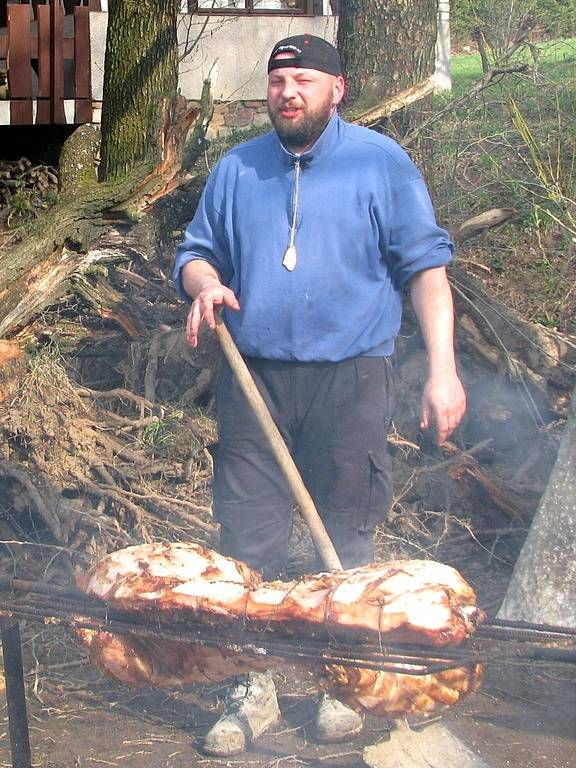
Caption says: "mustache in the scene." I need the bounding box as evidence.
[276,101,301,109]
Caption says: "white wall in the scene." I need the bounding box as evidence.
[90,8,450,103]
[90,13,337,102]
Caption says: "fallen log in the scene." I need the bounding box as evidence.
[348,77,437,127]
[0,98,201,341]
[453,208,517,244]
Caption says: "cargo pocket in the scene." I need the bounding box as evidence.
[359,449,393,533]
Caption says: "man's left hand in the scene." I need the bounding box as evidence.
[420,372,466,445]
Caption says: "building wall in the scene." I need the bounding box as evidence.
[89,9,449,132]
[1,6,449,126]
[89,13,337,103]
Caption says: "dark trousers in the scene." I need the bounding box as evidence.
[213,356,394,580]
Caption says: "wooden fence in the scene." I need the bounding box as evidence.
[0,1,97,125]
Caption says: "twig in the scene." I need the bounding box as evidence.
[315,751,362,761]
[457,259,492,273]
[92,432,151,466]
[387,431,420,452]
[402,63,529,147]
[100,483,216,535]
[0,539,91,559]
[0,460,63,542]
[106,413,161,432]
[78,478,148,535]
[416,439,493,474]
[447,526,526,545]
[115,267,176,301]
[77,386,159,413]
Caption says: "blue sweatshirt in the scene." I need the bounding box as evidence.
[174,112,453,362]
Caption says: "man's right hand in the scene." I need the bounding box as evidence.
[186,278,240,348]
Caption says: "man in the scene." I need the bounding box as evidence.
[174,34,466,756]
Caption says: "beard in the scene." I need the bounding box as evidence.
[268,93,335,152]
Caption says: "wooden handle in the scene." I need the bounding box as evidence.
[214,316,343,571]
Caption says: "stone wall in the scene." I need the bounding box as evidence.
[208,99,270,139]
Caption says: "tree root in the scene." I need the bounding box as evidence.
[77,478,148,537]
[77,386,159,414]
[0,461,64,543]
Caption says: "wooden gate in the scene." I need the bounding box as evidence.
[0,1,98,125]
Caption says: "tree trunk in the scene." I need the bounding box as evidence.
[337,0,437,109]
[99,0,180,181]
[498,385,576,627]
[0,171,203,339]
[0,0,203,340]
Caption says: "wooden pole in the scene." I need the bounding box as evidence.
[214,316,343,571]
[49,0,65,124]
[36,4,52,124]
[7,4,34,124]
[73,6,92,123]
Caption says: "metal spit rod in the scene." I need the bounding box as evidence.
[0,618,32,768]
[0,594,465,675]
[2,581,576,674]
[4,573,576,642]
[3,580,574,768]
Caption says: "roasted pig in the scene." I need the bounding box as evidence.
[75,542,484,716]
[77,542,483,645]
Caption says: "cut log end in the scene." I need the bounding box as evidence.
[0,340,26,403]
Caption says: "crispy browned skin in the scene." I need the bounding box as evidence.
[75,627,277,687]
[317,663,485,717]
[75,542,485,715]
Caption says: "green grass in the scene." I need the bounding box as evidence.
[450,36,576,95]
[429,36,576,334]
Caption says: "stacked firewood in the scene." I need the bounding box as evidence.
[0,158,58,226]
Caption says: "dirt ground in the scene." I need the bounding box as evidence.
[1,552,575,768]
[0,277,572,768]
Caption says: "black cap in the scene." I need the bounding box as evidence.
[268,34,342,77]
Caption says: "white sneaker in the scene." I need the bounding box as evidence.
[202,671,281,756]
[316,693,364,743]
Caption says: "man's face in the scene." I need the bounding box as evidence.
[267,56,345,152]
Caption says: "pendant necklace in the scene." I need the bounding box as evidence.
[282,156,301,271]
[282,244,297,272]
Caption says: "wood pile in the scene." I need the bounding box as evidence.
[0,158,58,227]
